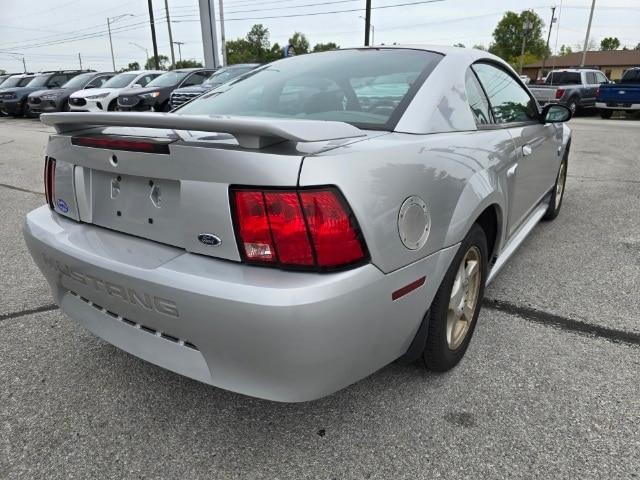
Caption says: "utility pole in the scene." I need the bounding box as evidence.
[164,0,176,68]
[359,16,375,45]
[519,14,533,74]
[78,53,83,70]
[219,0,227,66]
[540,6,556,78]
[22,57,27,73]
[148,0,160,70]
[364,0,372,46]
[107,17,115,71]
[173,42,184,62]
[581,0,596,67]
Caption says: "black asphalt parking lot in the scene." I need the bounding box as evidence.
[1,115,639,479]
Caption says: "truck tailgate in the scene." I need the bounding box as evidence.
[598,84,640,104]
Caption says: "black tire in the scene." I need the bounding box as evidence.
[423,223,488,372]
[600,109,613,119]
[62,101,70,112]
[566,97,579,116]
[543,150,568,221]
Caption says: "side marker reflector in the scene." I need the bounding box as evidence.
[392,276,426,301]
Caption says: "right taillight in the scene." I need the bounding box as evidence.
[231,187,368,271]
[44,157,56,209]
[555,88,565,99]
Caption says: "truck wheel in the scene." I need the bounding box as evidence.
[422,223,487,372]
[600,109,613,119]
[543,151,568,221]
[567,98,578,116]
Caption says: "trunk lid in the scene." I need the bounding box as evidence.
[42,112,376,263]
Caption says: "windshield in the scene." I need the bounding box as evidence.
[1,76,31,88]
[147,71,189,88]
[546,72,581,85]
[620,69,640,84]
[26,75,50,87]
[61,73,94,89]
[102,72,138,88]
[179,49,442,129]
[203,67,253,86]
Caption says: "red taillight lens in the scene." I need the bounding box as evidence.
[232,187,368,271]
[299,190,365,267]
[71,136,170,154]
[44,157,56,209]
[555,88,565,99]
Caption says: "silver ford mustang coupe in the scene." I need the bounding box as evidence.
[24,46,571,402]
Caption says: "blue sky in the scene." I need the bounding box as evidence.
[0,0,638,72]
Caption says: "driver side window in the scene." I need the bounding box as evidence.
[472,63,539,124]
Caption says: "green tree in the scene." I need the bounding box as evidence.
[0,69,6,74]
[145,54,170,70]
[246,23,270,61]
[600,37,620,51]
[173,59,203,69]
[558,45,573,56]
[288,32,310,54]
[453,43,465,48]
[635,42,640,50]
[489,11,548,64]
[472,44,486,51]
[313,42,339,52]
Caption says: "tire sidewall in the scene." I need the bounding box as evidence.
[543,149,569,220]
[423,223,488,371]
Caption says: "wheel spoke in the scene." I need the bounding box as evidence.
[465,259,479,280]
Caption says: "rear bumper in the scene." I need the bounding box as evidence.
[596,102,640,110]
[24,206,457,402]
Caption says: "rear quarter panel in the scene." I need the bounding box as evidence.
[299,130,514,273]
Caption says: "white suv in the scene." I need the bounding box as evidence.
[68,70,162,112]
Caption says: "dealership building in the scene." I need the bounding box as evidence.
[524,50,640,81]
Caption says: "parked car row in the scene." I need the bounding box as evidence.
[0,64,261,117]
[528,67,640,118]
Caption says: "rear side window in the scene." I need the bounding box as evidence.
[621,69,640,83]
[595,72,608,84]
[465,69,492,125]
[586,72,597,84]
[545,72,581,85]
[473,63,538,124]
[182,71,209,87]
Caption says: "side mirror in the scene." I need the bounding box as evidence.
[132,83,142,88]
[542,103,571,123]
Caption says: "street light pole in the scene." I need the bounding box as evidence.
[581,0,596,67]
[107,14,133,71]
[107,17,115,71]
[540,6,556,78]
[130,42,150,65]
[148,0,160,70]
[519,15,533,74]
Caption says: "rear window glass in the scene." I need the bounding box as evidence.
[545,72,581,85]
[621,69,640,83]
[178,49,442,130]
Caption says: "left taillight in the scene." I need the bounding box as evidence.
[44,157,56,209]
[231,187,368,271]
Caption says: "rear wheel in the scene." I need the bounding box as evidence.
[566,98,579,116]
[543,153,568,221]
[422,223,487,372]
[600,109,613,119]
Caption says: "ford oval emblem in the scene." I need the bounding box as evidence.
[56,198,69,213]
[198,233,222,247]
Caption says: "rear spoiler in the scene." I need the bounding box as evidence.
[40,112,365,149]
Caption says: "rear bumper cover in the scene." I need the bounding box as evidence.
[596,101,640,110]
[24,206,457,402]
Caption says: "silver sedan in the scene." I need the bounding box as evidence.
[25,46,571,402]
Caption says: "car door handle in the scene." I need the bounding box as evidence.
[507,164,518,177]
[522,144,533,156]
